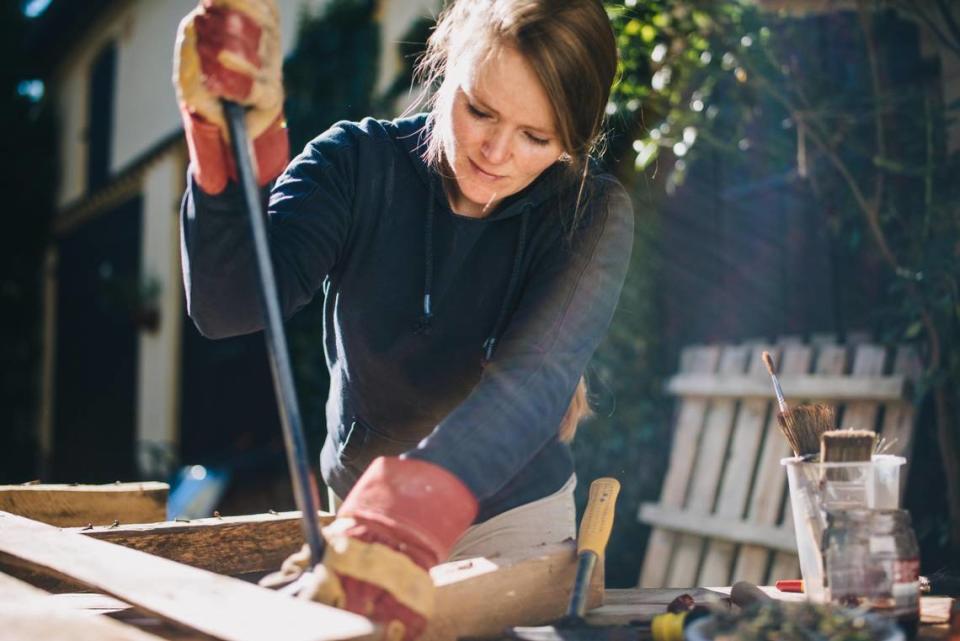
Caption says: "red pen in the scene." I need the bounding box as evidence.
[775,579,804,593]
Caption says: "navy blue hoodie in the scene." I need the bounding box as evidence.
[180,114,633,522]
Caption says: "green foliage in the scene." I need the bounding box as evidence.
[604,0,960,561]
[284,0,380,153]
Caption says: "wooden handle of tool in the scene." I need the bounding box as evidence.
[578,478,620,555]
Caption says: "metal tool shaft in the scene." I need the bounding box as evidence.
[222,100,325,566]
[566,550,598,619]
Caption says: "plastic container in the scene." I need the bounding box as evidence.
[781,454,905,603]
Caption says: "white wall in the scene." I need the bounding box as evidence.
[47,0,436,477]
[375,0,440,99]
[52,0,322,208]
[135,150,185,478]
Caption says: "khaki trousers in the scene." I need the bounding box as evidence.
[326,474,577,562]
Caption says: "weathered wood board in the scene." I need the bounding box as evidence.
[75,510,333,576]
[0,571,167,641]
[3,510,600,641]
[427,541,602,641]
[0,482,168,527]
[0,511,376,641]
[639,346,721,587]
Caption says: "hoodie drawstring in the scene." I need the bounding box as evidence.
[482,206,529,364]
[414,183,436,335]
[415,180,530,365]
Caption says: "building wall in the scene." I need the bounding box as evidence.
[135,149,186,478]
[51,0,323,209]
[45,0,439,480]
[375,0,439,98]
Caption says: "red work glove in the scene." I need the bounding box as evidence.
[261,457,478,641]
[173,0,289,195]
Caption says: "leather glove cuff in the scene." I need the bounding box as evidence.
[181,107,289,195]
[338,457,479,565]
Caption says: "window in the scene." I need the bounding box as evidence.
[87,41,116,192]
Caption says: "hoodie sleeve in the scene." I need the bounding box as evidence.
[180,124,358,339]
[406,177,634,502]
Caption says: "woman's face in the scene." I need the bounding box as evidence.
[441,45,566,218]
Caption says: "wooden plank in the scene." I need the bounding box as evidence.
[0,482,168,527]
[638,504,796,553]
[76,510,334,576]
[0,511,375,641]
[880,346,921,458]
[638,346,721,587]
[840,344,888,430]
[732,344,813,584]
[666,345,751,588]
[425,541,601,641]
[698,345,775,586]
[38,542,597,641]
[665,373,906,401]
[0,571,167,641]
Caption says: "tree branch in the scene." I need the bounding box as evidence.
[895,1,960,58]
[935,0,960,52]
[857,2,886,211]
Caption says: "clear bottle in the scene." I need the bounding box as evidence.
[823,509,873,607]
[822,509,920,638]
[866,509,921,639]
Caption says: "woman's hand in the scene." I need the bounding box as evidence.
[260,458,478,641]
[173,0,289,194]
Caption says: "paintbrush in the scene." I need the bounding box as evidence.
[820,429,877,483]
[821,429,877,464]
[762,351,790,415]
[788,404,837,459]
[762,352,835,458]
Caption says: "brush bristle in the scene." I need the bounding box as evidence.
[777,403,836,457]
[821,429,877,463]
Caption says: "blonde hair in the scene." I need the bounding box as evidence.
[414,1,609,439]
[416,0,618,223]
[558,376,591,443]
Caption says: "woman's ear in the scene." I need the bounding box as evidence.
[558,152,572,163]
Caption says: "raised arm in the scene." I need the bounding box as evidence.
[173,0,288,195]
[180,126,358,338]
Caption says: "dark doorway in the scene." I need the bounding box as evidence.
[179,316,297,513]
[52,196,142,482]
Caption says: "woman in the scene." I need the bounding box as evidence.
[174,0,632,638]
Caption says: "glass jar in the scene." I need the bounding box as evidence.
[868,509,921,638]
[823,509,872,606]
[822,509,920,639]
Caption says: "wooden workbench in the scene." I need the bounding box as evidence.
[586,588,955,641]
[0,508,602,641]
